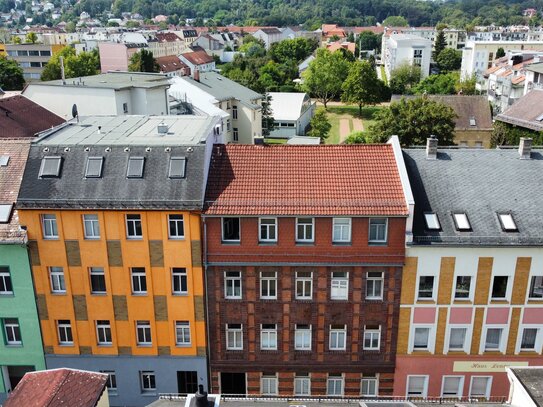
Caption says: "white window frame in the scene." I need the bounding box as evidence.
[481,325,507,353]
[42,214,58,239]
[489,274,511,301]
[331,271,348,300]
[294,324,311,350]
[89,267,106,294]
[175,321,191,346]
[131,267,147,295]
[368,218,388,244]
[453,275,473,300]
[469,376,492,399]
[516,325,542,353]
[224,271,242,299]
[140,371,156,393]
[294,376,311,396]
[366,271,384,300]
[326,375,344,396]
[261,375,278,395]
[101,371,117,394]
[3,318,22,345]
[260,271,277,299]
[528,275,543,299]
[410,325,435,353]
[126,214,143,239]
[332,218,351,243]
[260,324,278,350]
[329,324,347,351]
[445,324,472,353]
[83,214,100,239]
[50,267,66,294]
[296,217,314,243]
[441,375,464,398]
[406,375,428,397]
[57,320,73,345]
[168,214,185,239]
[361,376,378,396]
[416,275,436,300]
[96,320,112,346]
[136,320,152,346]
[363,325,381,350]
[226,323,243,350]
[0,267,12,295]
[259,218,277,243]
[295,271,313,300]
[172,268,188,295]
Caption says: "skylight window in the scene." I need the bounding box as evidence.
[39,156,62,178]
[85,157,104,178]
[127,157,145,178]
[453,213,471,231]
[0,204,13,223]
[168,157,186,179]
[536,114,543,122]
[498,213,518,231]
[0,156,9,166]
[424,213,441,230]
[469,117,476,126]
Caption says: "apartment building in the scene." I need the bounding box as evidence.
[394,139,543,400]
[383,34,432,79]
[202,139,411,397]
[16,115,224,407]
[3,43,63,81]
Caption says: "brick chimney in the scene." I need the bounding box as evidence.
[519,137,533,159]
[194,69,200,82]
[426,135,438,160]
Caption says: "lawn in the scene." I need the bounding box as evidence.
[324,105,384,144]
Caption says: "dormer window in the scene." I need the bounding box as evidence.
[168,157,186,179]
[127,157,145,178]
[469,117,476,126]
[0,204,13,223]
[424,213,441,230]
[39,156,62,178]
[0,156,9,166]
[453,213,471,231]
[85,157,104,178]
[498,213,518,232]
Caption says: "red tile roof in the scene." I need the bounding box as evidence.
[0,95,64,138]
[155,32,182,42]
[156,55,189,73]
[181,49,214,65]
[204,144,408,216]
[4,368,108,407]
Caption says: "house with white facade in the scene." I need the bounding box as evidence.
[179,47,215,75]
[22,72,170,119]
[383,34,432,79]
[524,62,543,93]
[267,92,315,138]
[253,27,283,50]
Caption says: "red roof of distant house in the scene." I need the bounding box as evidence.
[181,49,214,65]
[351,26,384,35]
[4,368,108,407]
[204,144,408,216]
[155,32,182,42]
[0,95,64,138]
[327,41,356,53]
[156,55,189,73]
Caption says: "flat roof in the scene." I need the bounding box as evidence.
[28,72,170,90]
[35,115,217,146]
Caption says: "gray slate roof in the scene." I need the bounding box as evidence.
[509,367,543,406]
[496,89,543,131]
[180,72,262,109]
[27,72,170,90]
[404,147,543,246]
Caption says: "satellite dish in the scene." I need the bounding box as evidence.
[72,104,78,119]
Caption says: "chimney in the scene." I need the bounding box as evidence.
[426,135,438,160]
[194,69,200,82]
[195,384,208,407]
[519,137,532,159]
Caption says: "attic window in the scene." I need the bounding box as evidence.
[498,213,518,231]
[0,204,13,223]
[469,117,476,126]
[127,157,145,178]
[168,157,186,179]
[39,156,62,178]
[85,157,104,178]
[453,213,471,231]
[0,156,9,166]
[424,212,441,230]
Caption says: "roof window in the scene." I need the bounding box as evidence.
[453,213,471,231]
[127,157,145,178]
[0,204,13,223]
[39,156,62,178]
[424,212,441,230]
[168,157,186,179]
[498,213,518,231]
[85,157,104,178]
[0,156,9,166]
[469,117,476,126]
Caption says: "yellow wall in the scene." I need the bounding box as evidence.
[19,209,206,357]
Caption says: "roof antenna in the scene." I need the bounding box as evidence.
[72,104,79,123]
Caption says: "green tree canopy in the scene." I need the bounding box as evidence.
[437,48,462,72]
[261,93,275,137]
[269,37,317,64]
[302,48,350,108]
[496,47,506,58]
[433,30,446,60]
[413,72,459,95]
[0,55,25,90]
[25,31,38,43]
[306,107,330,142]
[389,63,421,95]
[455,74,477,95]
[491,122,543,147]
[40,47,100,81]
[341,60,389,114]
[128,49,159,73]
[368,97,457,146]
[383,15,408,26]
[358,31,381,51]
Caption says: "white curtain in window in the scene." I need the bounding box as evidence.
[414,328,429,348]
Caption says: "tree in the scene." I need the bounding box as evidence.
[128,49,159,73]
[389,63,421,95]
[0,55,24,90]
[41,47,100,81]
[383,16,408,26]
[368,97,457,146]
[302,48,350,109]
[436,48,462,72]
[413,72,458,95]
[306,108,330,142]
[433,30,446,60]
[455,74,477,95]
[496,47,506,58]
[342,60,388,115]
[358,31,381,51]
[261,93,275,137]
[269,38,317,64]
[491,122,543,147]
[25,32,38,44]
[12,35,21,44]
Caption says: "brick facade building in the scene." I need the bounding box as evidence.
[203,141,412,397]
